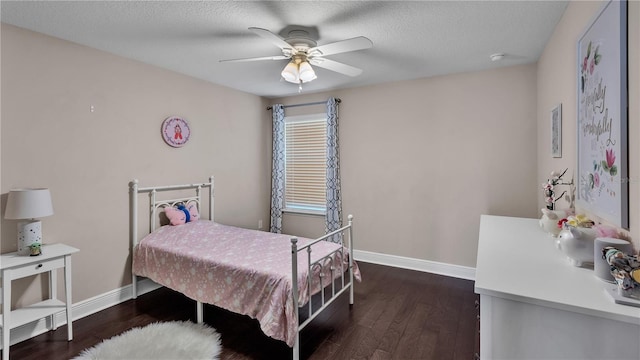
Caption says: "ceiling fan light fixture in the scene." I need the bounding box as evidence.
[223,27,373,89]
[298,61,317,83]
[281,61,299,83]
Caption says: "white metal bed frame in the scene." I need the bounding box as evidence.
[129,177,355,360]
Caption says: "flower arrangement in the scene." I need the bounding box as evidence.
[542,168,573,210]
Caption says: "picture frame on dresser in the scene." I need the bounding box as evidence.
[576,0,628,228]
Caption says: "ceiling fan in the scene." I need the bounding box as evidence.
[220,27,373,88]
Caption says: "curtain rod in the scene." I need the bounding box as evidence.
[266,98,341,111]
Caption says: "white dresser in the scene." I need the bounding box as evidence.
[475,215,640,360]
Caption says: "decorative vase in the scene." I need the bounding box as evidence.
[558,226,597,267]
[539,208,568,237]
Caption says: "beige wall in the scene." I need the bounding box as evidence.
[537,1,639,250]
[0,24,272,306]
[275,64,539,268]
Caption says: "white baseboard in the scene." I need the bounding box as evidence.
[3,252,474,349]
[1,278,161,349]
[353,249,476,281]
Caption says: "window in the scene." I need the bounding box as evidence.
[284,114,326,214]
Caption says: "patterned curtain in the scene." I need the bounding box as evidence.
[325,98,343,243]
[269,104,285,233]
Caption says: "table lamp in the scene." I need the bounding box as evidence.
[5,188,54,255]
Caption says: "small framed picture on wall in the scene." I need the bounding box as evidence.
[551,103,562,158]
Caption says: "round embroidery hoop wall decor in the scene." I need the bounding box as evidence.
[161,116,191,147]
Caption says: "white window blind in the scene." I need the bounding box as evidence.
[285,114,327,213]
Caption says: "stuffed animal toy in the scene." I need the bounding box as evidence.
[29,243,42,256]
[165,202,200,226]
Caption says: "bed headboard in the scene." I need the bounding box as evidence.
[129,176,214,250]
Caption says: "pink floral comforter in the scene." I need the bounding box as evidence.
[132,220,360,346]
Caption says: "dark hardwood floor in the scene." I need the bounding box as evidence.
[6,262,479,360]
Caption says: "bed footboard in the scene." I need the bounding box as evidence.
[291,215,355,360]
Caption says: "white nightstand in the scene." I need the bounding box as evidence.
[1,243,79,360]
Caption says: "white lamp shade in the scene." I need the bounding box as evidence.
[5,188,54,219]
[281,61,299,83]
[298,61,317,83]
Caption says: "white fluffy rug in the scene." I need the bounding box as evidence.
[73,321,221,360]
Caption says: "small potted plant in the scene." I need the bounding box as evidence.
[539,169,573,236]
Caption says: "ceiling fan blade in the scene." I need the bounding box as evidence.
[308,36,373,57]
[249,27,296,53]
[219,55,289,63]
[309,58,363,77]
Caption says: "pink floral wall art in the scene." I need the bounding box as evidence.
[576,0,628,228]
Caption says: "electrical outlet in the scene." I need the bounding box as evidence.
[258,220,263,230]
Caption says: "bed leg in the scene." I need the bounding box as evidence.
[349,283,354,305]
[348,214,354,306]
[196,301,203,323]
[291,237,300,360]
[293,335,300,360]
[132,275,137,299]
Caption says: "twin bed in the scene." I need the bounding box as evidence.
[129,177,358,359]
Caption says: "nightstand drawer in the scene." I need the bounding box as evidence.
[9,257,65,279]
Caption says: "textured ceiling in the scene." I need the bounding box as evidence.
[1,1,568,98]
